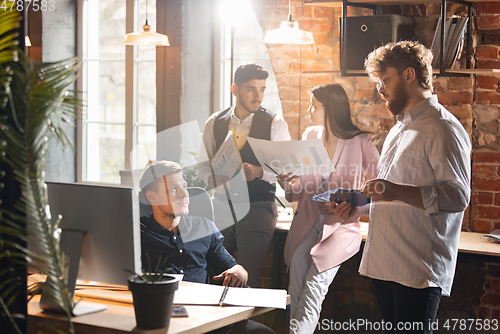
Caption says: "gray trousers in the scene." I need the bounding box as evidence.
[215,200,278,288]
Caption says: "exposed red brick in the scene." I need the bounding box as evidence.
[478,3,500,15]
[436,91,473,105]
[477,91,500,105]
[491,279,500,293]
[477,192,494,205]
[476,59,500,70]
[485,278,492,291]
[446,105,471,120]
[481,293,500,306]
[474,151,500,164]
[476,75,498,90]
[475,305,491,320]
[477,205,500,220]
[281,101,299,115]
[269,46,300,60]
[335,291,353,304]
[302,73,332,88]
[476,45,500,59]
[473,165,497,177]
[474,178,500,192]
[486,262,500,277]
[335,276,352,288]
[353,278,372,292]
[447,77,473,90]
[312,32,329,45]
[353,291,372,305]
[313,6,333,19]
[471,218,493,233]
[301,59,333,72]
[495,194,500,206]
[278,87,299,101]
[477,15,500,31]
[301,19,333,33]
[315,45,334,59]
[354,89,375,100]
[275,74,301,88]
[493,309,500,323]
[484,31,500,44]
[495,221,500,230]
[271,59,301,73]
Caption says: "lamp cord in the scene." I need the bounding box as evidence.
[288,0,292,21]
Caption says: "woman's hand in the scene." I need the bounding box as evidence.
[318,201,353,220]
[333,201,353,220]
[276,172,298,193]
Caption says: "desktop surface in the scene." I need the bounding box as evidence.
[28,281,277,334]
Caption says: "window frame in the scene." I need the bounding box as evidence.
[76,0,156,184]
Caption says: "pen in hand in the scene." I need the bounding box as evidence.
[218,274,232,307]
[264,163,278,175]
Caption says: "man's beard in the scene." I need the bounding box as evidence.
[386,83,408,117]
[238,95,261,114]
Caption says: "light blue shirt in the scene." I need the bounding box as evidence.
[359,95,471,296]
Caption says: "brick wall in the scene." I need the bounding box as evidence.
[253,0,500,233]
[251,0,500,329]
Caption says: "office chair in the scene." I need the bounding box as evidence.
[139,187,214,222]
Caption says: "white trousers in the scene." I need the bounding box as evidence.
[288,215,340,334]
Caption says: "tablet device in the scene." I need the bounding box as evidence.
[312,189,370,206]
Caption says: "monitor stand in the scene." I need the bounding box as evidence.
[39,229,108,316]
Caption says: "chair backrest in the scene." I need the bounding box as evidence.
[139,187,214,222]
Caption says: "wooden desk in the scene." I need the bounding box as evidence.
[275,218,500,259]
[458,231,500,257]
[28,281,277,334]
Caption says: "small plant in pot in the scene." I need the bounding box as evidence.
[127,256,181,330]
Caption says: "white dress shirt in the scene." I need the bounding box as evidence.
[359,95,471,296]
[197,106,291,184]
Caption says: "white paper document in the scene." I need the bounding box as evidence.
[211,131,242,179]
[173,282,287,309]
[247,137,335,175]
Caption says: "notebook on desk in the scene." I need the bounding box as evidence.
[74,281,287,309]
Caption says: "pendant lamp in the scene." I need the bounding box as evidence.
[263,0,314,45]
[124,0,169,47]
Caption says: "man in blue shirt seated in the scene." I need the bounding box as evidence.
[139,160,275,334]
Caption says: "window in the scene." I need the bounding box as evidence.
[217,0,283,117]
[217,0,287,207]
[78,0,156,184]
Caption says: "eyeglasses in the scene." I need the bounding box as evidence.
[376,72,399,92]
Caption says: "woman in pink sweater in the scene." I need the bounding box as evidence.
[278,84,380,334]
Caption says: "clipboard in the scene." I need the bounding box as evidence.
[211,130,243,180]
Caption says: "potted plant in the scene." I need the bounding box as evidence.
[127,257,181,330]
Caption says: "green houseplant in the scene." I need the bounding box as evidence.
[0,7,81,334]
[127,256,180,330]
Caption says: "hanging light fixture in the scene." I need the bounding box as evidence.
[263,0,314,45]
[124,0,169,47]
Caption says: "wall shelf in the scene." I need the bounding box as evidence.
[302,69,500,78]
[303,0,497,7]
[302,0,500,77]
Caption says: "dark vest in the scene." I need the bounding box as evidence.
[213,107,276,202]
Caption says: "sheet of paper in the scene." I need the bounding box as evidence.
[247,137,335,176]
[211,130,242,179]
[223,287,287,309]
[173,281,287,309]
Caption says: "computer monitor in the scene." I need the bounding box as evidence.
[38,182,141,315]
